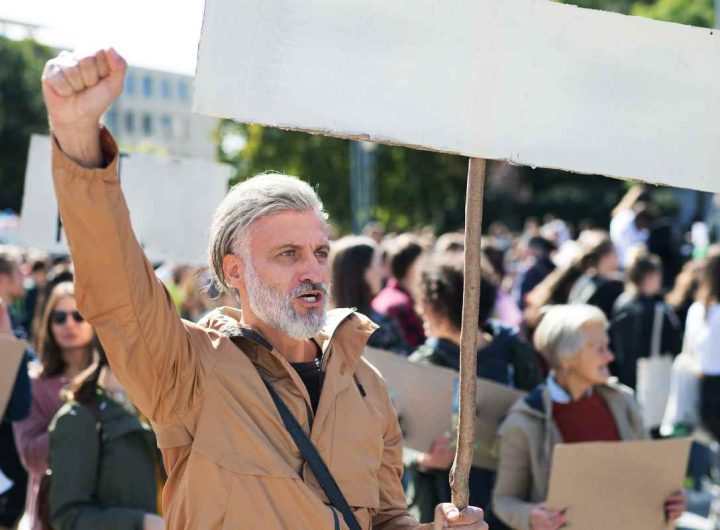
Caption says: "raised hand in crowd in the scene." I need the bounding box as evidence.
[41,48,126,167]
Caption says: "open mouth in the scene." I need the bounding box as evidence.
[296,291,324,304]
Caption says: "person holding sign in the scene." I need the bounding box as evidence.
[408,254,541,526]
[41,48,487,530]
[492,304,686,530]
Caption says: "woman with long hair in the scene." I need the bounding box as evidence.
[48,353,165,530]
[525,230,623,345]
[13,282,95,530]
[330,236,410,355]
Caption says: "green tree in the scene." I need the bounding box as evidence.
[218,120,474,233]
[0,37,54,212]
[632,0,714,27]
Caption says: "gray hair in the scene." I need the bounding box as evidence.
[533,304,608,369]
[208,172,327,293]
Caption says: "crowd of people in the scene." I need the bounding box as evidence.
[1,179,717,529]
[0,47,716,530]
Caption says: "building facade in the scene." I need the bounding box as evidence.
[103,66,218,160]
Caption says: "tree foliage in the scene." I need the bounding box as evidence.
[0,37,54,212]
[632,0,714,27]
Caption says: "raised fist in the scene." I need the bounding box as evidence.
[41,48,126,132]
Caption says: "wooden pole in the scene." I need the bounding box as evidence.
[450,157,487,510]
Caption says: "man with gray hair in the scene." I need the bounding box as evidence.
[41,48,487,529]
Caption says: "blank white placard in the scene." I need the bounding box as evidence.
[194,0,720,192]
[20,135,232,265]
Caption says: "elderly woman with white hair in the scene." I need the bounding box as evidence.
[492,304,686,530]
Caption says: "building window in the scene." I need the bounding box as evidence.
[142,114,153,135]
[161,79,171,99]
[125,74,135,96]
[177,81,188,101]
[142,76,153,98]
[160,115,173,138]
[125,111,135,133]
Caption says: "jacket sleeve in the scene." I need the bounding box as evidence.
[493,420,536,530]
[49,406,146,530]
[51,129,209,423]
[510,339,543,392]
[661,305,683,356]
[372,385,431,530]
[2,350,31,423]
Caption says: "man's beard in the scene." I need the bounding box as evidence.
[243,259,328,340]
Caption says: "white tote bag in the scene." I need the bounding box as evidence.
[636,303,674,429]
[661,348,701,436]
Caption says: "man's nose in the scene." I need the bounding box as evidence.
[299,255,326,285]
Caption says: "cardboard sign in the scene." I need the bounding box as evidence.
[364,347,524,470]
[0,337,26,420]
[546,438,691,529]
[194,0,720,193]
[20,135,233,265]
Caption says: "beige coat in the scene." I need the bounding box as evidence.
[52,129,429,530]
[492,380,646,530]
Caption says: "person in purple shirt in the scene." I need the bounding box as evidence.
[372,235,426,349]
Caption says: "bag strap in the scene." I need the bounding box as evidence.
[228,333,361,530]
[263,381,361,530]
[650,302,664,358]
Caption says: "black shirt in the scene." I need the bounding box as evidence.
[290,357,323,414]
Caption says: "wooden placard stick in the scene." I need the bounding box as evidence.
[450,157,486,509]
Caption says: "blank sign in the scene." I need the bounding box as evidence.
[195,0,720,192]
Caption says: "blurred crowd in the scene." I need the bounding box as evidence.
[1,183,718,529]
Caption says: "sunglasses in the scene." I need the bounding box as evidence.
[50,310,85,325]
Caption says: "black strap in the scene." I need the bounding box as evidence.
[263,381,361,530]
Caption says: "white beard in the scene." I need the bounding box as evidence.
[243,259,328,340]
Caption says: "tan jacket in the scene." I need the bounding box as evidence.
[52,129,429,530]
[492,380,646,530]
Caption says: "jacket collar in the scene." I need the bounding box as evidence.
[520,378,626,416]
[95,392,152,441]
[545,374,592,404]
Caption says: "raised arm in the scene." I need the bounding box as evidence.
[42,49,208,423]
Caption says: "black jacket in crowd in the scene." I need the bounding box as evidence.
[609,293,683,389]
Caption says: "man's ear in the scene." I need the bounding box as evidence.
[222,253,245,292]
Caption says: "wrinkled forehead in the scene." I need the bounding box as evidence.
[246,209,329,250]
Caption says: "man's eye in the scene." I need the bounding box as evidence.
[316,250,329,259]
[281,250,296,257]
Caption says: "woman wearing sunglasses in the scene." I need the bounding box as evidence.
[13,282,95,530]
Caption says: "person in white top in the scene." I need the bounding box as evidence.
[609,186,655,269]
[685,250,720,440]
